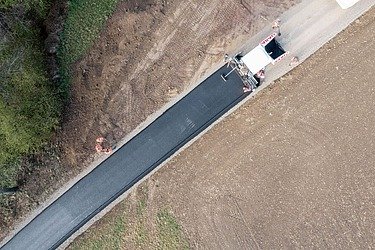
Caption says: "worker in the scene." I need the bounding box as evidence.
[289,56,299,66]
[272,19,281,36]
[96,137,105,143]
[103,148,112,155]
[256,69,265,79]
[95,136,113,154]
[95,143,103,153]
[243,84,252,93]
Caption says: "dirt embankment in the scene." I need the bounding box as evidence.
[59,0,298,169]
[1,0,298,241]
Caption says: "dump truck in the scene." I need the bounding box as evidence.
[222,33,288,92]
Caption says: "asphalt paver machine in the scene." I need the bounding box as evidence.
[222,33,288,92]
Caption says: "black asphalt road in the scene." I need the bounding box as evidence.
[2,65,248,250]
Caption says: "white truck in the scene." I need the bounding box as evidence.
[222,33,288,92]
[336,0,360,9]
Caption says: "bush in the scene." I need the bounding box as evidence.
[0,10,61,185]
[0,0,52,18]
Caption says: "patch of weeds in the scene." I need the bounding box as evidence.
[136,184,148,215]
[157,209,189,250]
[70,215,126,250]
[70,185,153,249]
[81,240,104,250]
[135,223,149,246]
[0,195,16,226]
[136,197,147,216]
[134,185,149,246]
[112,216,126,248]
[0,159,20,188]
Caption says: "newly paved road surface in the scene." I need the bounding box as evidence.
[1,67,247,249]
[1,0,374,249]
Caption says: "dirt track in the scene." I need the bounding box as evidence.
[71,7,375,249]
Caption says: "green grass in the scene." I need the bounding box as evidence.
[58,0,120,95]
[157,210,190,250]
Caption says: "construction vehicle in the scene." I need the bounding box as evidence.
[222,33,288,92]
[336,0,360,9]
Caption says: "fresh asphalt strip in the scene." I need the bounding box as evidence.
[1,65,249,250]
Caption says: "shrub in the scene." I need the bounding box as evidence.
[0,0,52,18]
[0,11,60,185]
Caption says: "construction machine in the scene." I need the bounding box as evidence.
[222,33,288,92]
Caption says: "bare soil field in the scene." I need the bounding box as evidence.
[70,8,375,249]
[0,0,298,241]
